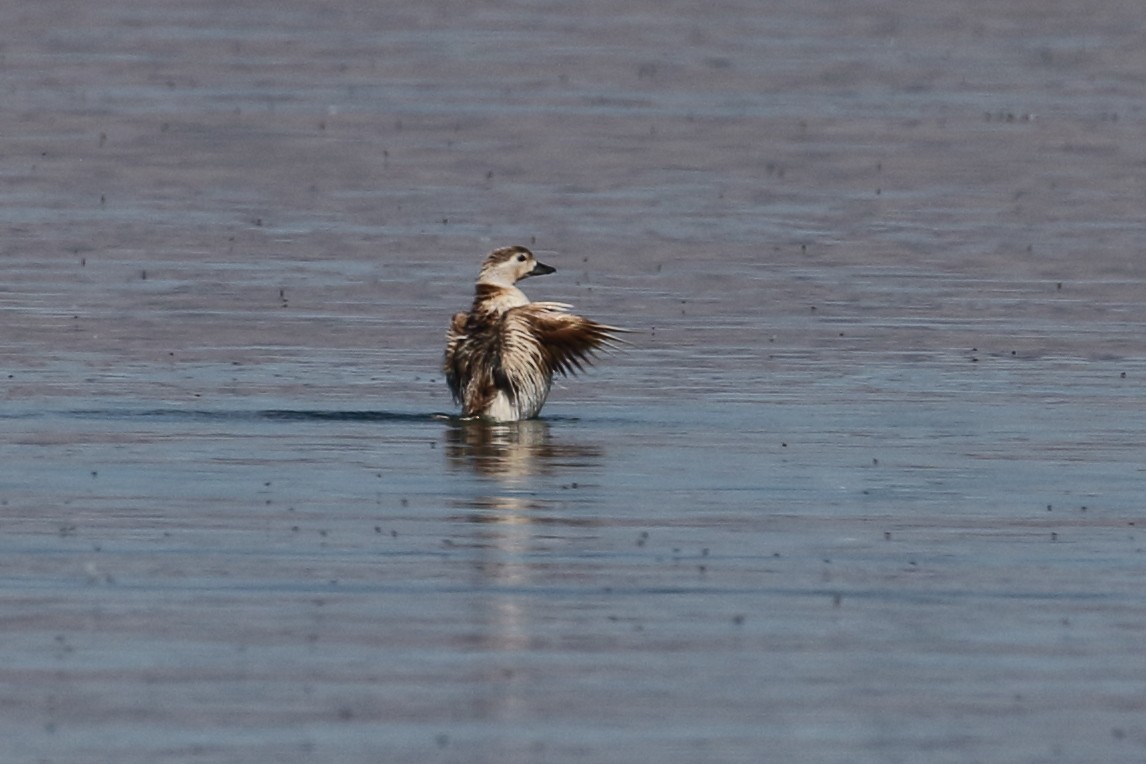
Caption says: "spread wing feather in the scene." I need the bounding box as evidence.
[503,302,623,380]
[444,300,625,419]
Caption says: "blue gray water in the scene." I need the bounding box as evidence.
[3,1,1146,762]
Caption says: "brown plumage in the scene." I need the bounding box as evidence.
[443,246,623,422]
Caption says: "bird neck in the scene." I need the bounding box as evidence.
[473,283,529,314]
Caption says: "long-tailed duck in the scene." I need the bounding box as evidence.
[443,246,622,422]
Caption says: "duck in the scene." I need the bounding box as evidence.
[443,246,623,422]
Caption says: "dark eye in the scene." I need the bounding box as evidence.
[516,254,527,262]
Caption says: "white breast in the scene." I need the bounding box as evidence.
[484,385,551,423]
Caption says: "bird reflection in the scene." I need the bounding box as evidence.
[443,417,606,529]
[442,418,606,733]
[444,418,602,486]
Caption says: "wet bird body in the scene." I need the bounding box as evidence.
[444,246,621,422]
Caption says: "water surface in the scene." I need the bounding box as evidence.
[3,1,1146,762]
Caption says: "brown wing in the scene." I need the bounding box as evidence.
[443,311,470,404]
[504,303,622,379]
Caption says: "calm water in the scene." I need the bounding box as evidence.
[3,1,1146,762]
